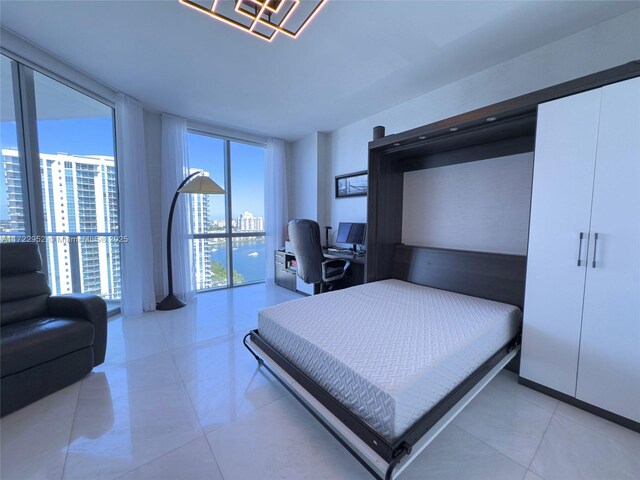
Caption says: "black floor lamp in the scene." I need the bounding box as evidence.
[157,170,224,311]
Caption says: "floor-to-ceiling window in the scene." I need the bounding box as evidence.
[187,131,266,290]
[0,53,120,301]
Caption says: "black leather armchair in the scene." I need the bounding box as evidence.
[1,242,107,416]
[288,219,350,294]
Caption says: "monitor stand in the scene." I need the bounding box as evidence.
[325,226,332,248]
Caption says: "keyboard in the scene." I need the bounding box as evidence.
[327,247,363,255]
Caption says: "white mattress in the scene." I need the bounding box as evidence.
[258,279,522,441]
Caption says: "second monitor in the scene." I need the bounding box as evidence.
[336,222,366,252]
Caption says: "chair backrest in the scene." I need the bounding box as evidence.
[288,219,324,284]
[1,243,51,325]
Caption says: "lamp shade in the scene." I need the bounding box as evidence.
[178,174,224,194]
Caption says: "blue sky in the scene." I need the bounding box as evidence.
[1,118,115,156]
[0,118,115,218]
[0,119,265,221]
[187,132,265,220]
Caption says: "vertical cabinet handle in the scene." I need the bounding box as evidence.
[592,233,599,268]
[576,232,585,267]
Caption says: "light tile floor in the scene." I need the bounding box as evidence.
[1,283,638,480]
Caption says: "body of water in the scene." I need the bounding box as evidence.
[209,237,266,284]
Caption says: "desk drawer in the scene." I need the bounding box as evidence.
[275,267,296,291]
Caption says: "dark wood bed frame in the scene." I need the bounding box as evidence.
[245,245,526,479]
[393,245,526,308]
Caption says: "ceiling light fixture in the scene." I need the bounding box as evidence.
[180,0,328,42]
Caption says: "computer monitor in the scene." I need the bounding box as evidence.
[336,222,366,250]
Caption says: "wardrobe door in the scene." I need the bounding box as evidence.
[520,89,601,396]
[576,77,640,421]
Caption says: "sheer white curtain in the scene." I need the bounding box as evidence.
[115,94,156,315]
[265,138,288,284]
[160,114,196,301]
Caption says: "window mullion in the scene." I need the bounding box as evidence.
[9,60,33,237]
[224,139,233,286]
[15,64,48,273]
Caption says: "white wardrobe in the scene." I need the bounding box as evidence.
[521,76,640,423]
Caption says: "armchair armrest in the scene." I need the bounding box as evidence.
[47,294,107,366]
[322,258,351,282]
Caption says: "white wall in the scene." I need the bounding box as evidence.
[287,131,331,231]
[321,9,640,251]
[402,153,534,254]
[1,27,116,104]
[289,129,363,245]
[288,132,318,221]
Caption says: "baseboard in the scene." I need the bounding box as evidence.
[518,377,640,433]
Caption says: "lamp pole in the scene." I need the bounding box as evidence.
[157,170,202,311]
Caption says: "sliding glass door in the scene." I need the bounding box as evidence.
[0,53,120,301]
[187,131,266,290]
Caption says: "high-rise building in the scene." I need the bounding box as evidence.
[189,168,214,290]
[1,149,121,299]
[235,211,264,232]
[1,151,26,233]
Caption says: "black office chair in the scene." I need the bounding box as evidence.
[288,219,350,294]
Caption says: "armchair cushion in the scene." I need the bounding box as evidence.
[1,317,94,377]
[0,242,43,275]
[1,272,50,326]
[48,294,108,366]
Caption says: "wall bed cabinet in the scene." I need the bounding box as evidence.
[244,61,640,480]
[366,62,640,433]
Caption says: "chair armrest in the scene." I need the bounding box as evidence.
[323,258,347,267]
[47,294,107,366]
[322,258,351,282]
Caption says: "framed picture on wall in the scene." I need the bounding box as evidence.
[335,170,368,198]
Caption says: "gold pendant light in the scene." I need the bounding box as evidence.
[180,0,328,42]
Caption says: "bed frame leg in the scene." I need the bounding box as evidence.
[384,442,412,480]
[243,333,264,366]
[384,463,396,480]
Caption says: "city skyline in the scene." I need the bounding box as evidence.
[187,132,265,221]
[1,148,121,299]
[188,166,264,290]
[1,149,265,295]
[0,119,267,295]
[0,120,266,222]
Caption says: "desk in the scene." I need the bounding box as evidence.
[323,248,366,264]
[274,249,366,294]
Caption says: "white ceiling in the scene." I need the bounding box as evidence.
[1,1,637,141]
[1,54,112,122]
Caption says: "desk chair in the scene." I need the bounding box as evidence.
[288,219,350,294]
